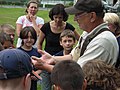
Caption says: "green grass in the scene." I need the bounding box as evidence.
[0,7,83,46]
[0,7,83,34]
[0,7,83,90]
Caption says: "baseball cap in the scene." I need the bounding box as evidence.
[0,49,41,80]
[65,0,104,14]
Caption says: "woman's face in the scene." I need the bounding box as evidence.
[53,14,64,24]
[27,3,38,16]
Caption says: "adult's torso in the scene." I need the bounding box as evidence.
[16,15,44,28]
[41,22,75,55]
[72,23,119,67]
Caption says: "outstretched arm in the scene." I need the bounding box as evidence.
[16,24,22,37]
[31,50,73,72]
[38,50,72,64]
[32,56,54,72]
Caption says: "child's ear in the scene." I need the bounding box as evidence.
[24,74,31,90]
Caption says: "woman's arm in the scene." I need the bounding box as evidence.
[16,24,23,37]
[37,31,45,50]
[30,15,43,36]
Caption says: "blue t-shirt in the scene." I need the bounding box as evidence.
[17,47,41,90]
[54,50,64,56]
[18,47,41,57]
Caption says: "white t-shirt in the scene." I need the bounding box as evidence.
[16,15,44,48]
[16,15,44,28]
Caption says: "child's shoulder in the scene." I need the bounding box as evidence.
[54,50,64,56]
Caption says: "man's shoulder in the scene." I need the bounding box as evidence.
[95,30,116,41]
[88,30,118,53]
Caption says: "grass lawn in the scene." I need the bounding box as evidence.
[0,7,83,90]
[0,7,83,35]
[0,7,83,46]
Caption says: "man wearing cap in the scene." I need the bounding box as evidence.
[32,0,118,68]
[0,49,41,90]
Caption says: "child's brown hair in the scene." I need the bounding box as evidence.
[59,30,76,42]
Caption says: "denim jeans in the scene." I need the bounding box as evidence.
[40,71,52,90]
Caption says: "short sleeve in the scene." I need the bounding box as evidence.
[16,16,24,24]
[65,22,75,31]
[40,22,50,35]
[36,17,44,25]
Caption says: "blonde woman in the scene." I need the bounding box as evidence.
[104,13,120,68]
[104,13,120,37]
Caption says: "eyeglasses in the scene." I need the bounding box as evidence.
[75,12,87,20]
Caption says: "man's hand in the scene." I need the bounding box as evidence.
[31,56,54,72]
[37,50,56,64]
[31,56,46,69]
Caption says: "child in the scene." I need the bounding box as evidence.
[17,26,41,90]
[39,30,76,90]
[52,30,76,89]
[55,30,76,56]
[82,60,120,90]
[0,24,15,45]
[51,60,87,90]
[0,32,13,49]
